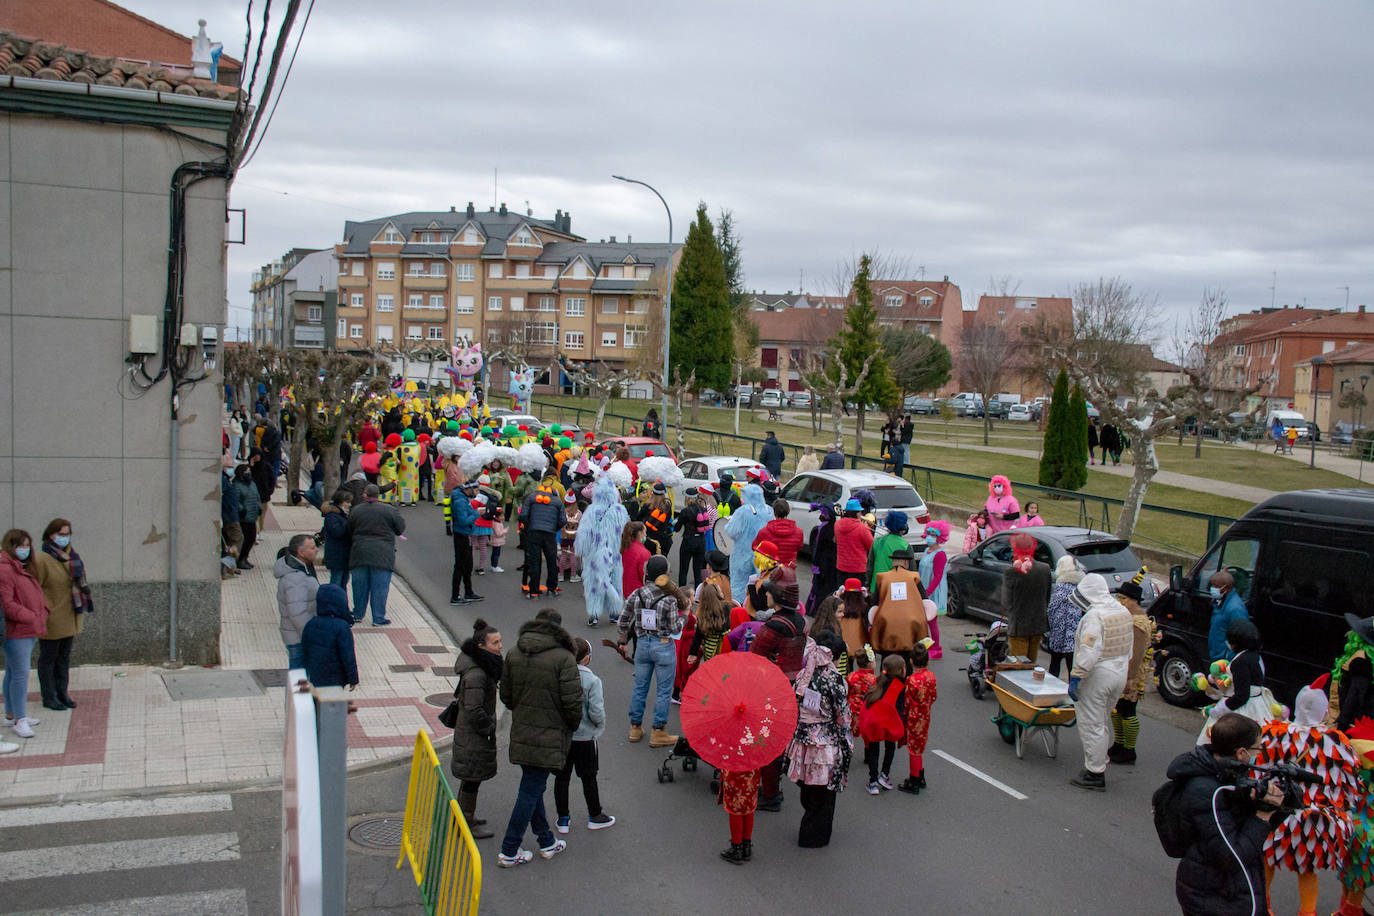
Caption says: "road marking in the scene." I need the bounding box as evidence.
[0,793,233,828]
[12,888,249,916]
[933,749,1028,800]
[0,832,240,880]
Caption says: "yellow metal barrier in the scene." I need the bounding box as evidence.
[398,731,482,915]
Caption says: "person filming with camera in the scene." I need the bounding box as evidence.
[1164,712,1289,916]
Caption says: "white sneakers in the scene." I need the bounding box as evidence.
[9,717,37,739]
[0,739,18,754]
[491,565,504,573]
[498,849,534,868]
[538,839,567,859]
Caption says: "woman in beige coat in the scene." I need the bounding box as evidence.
[33,518,90,711]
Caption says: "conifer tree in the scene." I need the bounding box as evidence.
[670,204,734,409]
[831,254,899,454]
[1066,382,1090,489]
[1038,369,1073,488]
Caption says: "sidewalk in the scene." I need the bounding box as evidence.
[0,496,459,804]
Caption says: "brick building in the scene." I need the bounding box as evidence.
[1234,307,1374,412]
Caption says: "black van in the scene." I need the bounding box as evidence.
[1153,488,1374,707]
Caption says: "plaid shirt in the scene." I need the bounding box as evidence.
[618,582,687,639]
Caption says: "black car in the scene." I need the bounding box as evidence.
[1152,488,1374,708]
[945,527,1155,622]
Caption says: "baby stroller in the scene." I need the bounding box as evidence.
[966,620,1009,700]
[657,736,702,784]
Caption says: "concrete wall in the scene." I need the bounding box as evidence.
[0,113,227,665]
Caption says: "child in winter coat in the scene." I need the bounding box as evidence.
[898,644,937,794]
[554,638,615,832]
[846,647,877,738]
[859,654,908,794]
[962,509,990,554]
[470,493,494,575]
[559,492,582,582]
[487,502,507,573]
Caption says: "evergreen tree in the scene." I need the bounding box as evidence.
[830,254,899,454]
[669,204,733,395]
[1038,369,1072,488]
[1066,382,1090,489]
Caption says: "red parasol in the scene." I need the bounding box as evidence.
[680,653,799,771]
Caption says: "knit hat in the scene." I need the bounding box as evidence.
[564,491,577,503]
[769,566,800,610]
[652,481,667,495]
[477,474,491,486]
[747,467,765,481]
[885,510,909,533]
[474,493,489,506]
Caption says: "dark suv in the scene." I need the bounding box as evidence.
[1152,489,1374,708]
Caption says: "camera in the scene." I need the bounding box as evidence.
[1222,760,1320,812]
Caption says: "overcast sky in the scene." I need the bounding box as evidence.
[133,0,1374,342]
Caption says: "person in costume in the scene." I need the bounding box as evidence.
[836,578,870,661]
[1256,676,1361,916]
[916,521,950,660]
[359,441,381,485]
[378,435,402,505]
[1327,613,1374,731]
[898,643,937,795]
[1108,570,1154,765]
[1066,574,1134,791]
[701,550,733,604]
[638,482,675,558]
[398,429,422,506]
[1336,718,1374,916]
[575,475,630,627]
[858,653,907,795]
[1197,620,1272,745]
[870,549,929,666]
[846,646,876,739]
[416,433,435,503]
[557,492,582,584]
[686,580,734,668]
[719,760,760,865]
[1002,533,1051,663]
[805,503,840,614]
[783,637,853,848]
[834,498,873,588]
[1045,555,1085,679]
[675,487,711,587]
[866,510,909,592]
[984,474,1021,535]
[724,483,771,603]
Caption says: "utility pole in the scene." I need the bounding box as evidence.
[1270,271,1277,309]
[1340,286,1351,310]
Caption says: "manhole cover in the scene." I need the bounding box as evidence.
[349,817,405,850]
[424,693,452,708]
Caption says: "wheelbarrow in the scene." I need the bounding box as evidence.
[988,678,1077,760]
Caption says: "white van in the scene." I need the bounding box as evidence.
[1265,409,1310,439]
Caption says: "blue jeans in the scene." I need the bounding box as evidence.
[3,637,36,720]
[350,566,392,623]
[303,482,324,509]
[286,643,306,670]
[501,766,556,857]
[629,636,677,729]
[328,567,350,591]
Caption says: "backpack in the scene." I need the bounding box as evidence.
[1152,778,1191,858]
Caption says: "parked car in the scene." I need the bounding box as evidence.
[1152,488,1374,708]
[1007,404,1032,422]
[499,413,543,430]
[760,389,783,408]
[945,527,1156,623]
[904,396,937,415]
[947,395,984,418]
[1331,421,1357,446]
[779,469,930,553]
[594,437,678,463]
[986,397,1013,420]
[786,391,812,408]
[674,456,765,509]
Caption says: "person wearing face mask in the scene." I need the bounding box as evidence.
[983,475,1021,535]
[1066,573,1134,790]
[33,519,92,711]
[962,509,990,554]
[917,521,951,660]
[0,529,50,739]
[1207,570,1250,663]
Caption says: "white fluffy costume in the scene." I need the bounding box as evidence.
[574,474,631,624]
[724,483,771,603]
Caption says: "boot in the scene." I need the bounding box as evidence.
[740,839,752,861]
[1114,748,1137,766]
[720,842,746,865]
[1106,743,1125,763]
[916,769,926,791]
[897,776,921,795]
[1070,768,1106,791]
[629,723,645,743]
[457,789,494,839]
[649,728,678,748]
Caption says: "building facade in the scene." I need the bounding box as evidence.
[1236,307,1374,412]
[0,24,235,665]
[332,205,678,392]
[249,247,328,349]
[965,295,1074,400]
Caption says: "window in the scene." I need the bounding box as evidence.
[919,295,934,306]
[421,232,434,244]
[884,295,903,308]
[408,262,426,276]
[488,263,503,279]
[761,347,779,368]
[336,318,347,339]
[487,296,502,312]
[376,262,395,280]
[570,260,589,279]
[515,262,530,279]
[510,296,525,312]
[565,330,585,350]
[349,293,364,308]
[428,326,445,340]
[625,324,647,348]
[406,325,422,339]
[456,295,475,314]
[543,265,558,279]
[455,263,475,282]
[350,324,363,339]
[376,325,394,342]
[515,229,534,246]
[351,261,363,276]
[486,327,503,344]
[429,262,445,277]
[430,294,444,310]
[564,297,584,317]
[635,266,651,280]
[1323,340,1336,354]
[439,233,451,244]
[408,294,423,308]
[608,266,624,279]
[307,305,322,322]
[602,297,619,314]
[383,227,400,243]
[377,295,394,312]
[1270,540,1371,650]
[1196,536,1262,601]
[601,330,618,347]
[454,326,474,342]
[629,297,649,314]
[462,227,482,245]
[528,321,557,345]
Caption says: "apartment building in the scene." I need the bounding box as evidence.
[249,247,335,349]
[1234,307,1374,411]
[332,204,679,391]
[968,295,1074,400]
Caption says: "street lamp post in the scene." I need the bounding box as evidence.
[1360,374,1371,477]
[612,175,672,430]
[1309,355,1327,469]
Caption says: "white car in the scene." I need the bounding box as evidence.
[779,469,932,552]
[675,456,765,509]
[498,414,542,430]
[786,391,812,408]
[1007,403,1032,422]
[760,389,783,408]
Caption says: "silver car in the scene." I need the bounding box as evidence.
[675,456,766,509]
[779,469,932,552]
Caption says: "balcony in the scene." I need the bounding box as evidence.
[293,326,325,348]
[402,274,448,290]
[337,275,369,288]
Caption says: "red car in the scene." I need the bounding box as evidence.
[594,437,678,463]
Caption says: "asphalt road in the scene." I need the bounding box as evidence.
[389,500,1341,916]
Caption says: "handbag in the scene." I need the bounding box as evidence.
[438,676,462,729]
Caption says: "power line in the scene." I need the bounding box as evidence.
[239,0,315,170]
[233,0,271,150]
[235,0,303,170]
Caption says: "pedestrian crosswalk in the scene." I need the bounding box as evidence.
[0,792,256,915]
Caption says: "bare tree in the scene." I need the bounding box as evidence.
[376,340,448,386]
[647,366,696,456]
[287,350,392,499]
[821,248,918,299]
[1171,287,1242,457]
[487,316,558,403]
[958,323,1017,446]
[803,350,877,448]
[558,355,640,434]
[986,275,1022,297]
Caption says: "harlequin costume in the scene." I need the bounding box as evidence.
[900,665,938,793]
[1256,677,1361,916]
[1335,718,1374,915]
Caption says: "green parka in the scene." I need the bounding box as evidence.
[498,618,583,770]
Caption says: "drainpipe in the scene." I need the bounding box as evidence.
[168,399,181,668]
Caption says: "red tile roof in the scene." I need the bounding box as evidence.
[1237,307,1339,343]
[750,307,843,345]
[872,280,957,322]
[0,31,240,99]
[1298,341,1374,365]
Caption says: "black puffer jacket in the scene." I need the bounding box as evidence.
[1167,745,1281,916]
[449,639,501,783]
[498,619,582,770]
